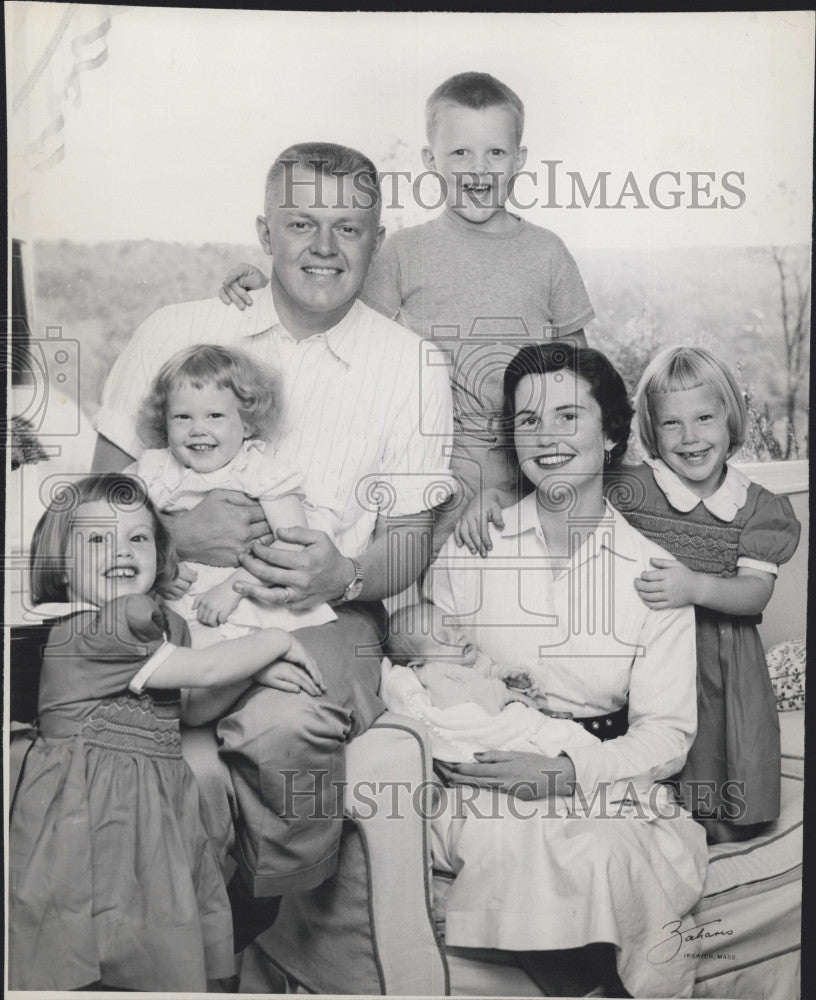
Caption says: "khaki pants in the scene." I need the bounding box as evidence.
[182,602,387,898]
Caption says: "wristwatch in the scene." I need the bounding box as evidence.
[338,557,364,604]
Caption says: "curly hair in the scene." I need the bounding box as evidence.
[502,342,633,468]
[30,473,178,605]
[137,344,281,449]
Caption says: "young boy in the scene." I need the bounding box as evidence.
[220,72,594,552]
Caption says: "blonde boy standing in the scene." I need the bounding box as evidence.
[222,72,594,550]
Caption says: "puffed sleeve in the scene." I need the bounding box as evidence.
[240,443,305,502]
[44,596,172,702]
[127,449,171,504]
[737,490,801,575]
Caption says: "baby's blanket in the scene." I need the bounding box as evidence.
[380,658,599,763]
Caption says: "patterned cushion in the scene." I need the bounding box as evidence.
[766,638,805,711]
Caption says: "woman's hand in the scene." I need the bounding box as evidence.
[255,635,326,696]
[192,582,241,626]
[453,489,505,556]
[441,750,576,800]
[217,264,269,310]
[634,558,700,610]
[156,563,197,600]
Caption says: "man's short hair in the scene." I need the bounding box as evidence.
[425,72,525,145]
[264,142,381,219]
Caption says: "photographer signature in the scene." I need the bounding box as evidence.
[647,917,734,964]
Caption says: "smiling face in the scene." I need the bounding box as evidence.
[66,501,158,606]
[257,164,385,336]
[513,371,614,498]
[652,383,731,498]
[166,380,249,473]
[423,103,526,232]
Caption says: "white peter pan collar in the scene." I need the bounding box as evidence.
[163,438,266,492]
[645,457,750,522]
[23,601,99,620]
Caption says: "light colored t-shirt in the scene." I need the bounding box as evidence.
[361,209,595,498]
[95,289,455,558]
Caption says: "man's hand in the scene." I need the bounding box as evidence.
[192,581,242,626]
[160,490,273,566]
[217,264,269,310]
[440,750,576,800]
[634,557,700,610]
[235,526,353,610]
[156,563,197,600]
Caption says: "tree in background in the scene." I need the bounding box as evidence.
[770,245,810,459]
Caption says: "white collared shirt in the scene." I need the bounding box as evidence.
[95,287,455,556]
[425,494,698,797]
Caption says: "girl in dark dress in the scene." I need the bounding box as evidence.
[9,473,323,991]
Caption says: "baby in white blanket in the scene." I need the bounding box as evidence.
[382,603,600,763]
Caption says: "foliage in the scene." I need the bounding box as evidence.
[31,239,808,460]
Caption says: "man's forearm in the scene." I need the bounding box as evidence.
[356,512,434,601]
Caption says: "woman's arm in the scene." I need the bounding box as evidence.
[635,559,775,615]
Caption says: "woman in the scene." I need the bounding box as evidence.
[425,344,709,998]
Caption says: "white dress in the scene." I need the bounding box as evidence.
[424,495,709,998]
[131,440,336,636]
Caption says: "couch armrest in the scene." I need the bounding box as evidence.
[249,711,449,995]
[345,712,447,992]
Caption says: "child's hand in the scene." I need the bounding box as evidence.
[256,637,326,697]
[634,558,699,610]
[453,489,505,556]
[218,264,269,310]
[157,563,197,600]
[192,582,242,626]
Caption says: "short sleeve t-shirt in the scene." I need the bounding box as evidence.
[361,210,595,439]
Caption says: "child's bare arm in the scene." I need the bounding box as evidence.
[145,627,295,690]
[260,494,311,551]
[454,487,515,556]
[635,560,775,614]
[218,263,269,309]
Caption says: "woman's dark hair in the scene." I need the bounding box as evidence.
[502,342,633,467]
[30,473,178,604]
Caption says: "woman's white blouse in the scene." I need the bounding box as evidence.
[425,495,698,799]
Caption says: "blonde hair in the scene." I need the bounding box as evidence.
[425,72,525,145]
[137,344,281,449]
[634,346,747,459]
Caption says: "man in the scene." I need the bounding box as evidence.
[92,143,454,927]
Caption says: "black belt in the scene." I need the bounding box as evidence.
[575,704,628,741]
